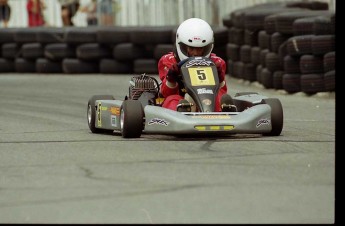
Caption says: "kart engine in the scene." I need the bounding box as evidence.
[129,74,159,100]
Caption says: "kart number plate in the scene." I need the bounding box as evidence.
[188,67,215,86]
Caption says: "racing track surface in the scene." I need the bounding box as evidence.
[0,74,335,223]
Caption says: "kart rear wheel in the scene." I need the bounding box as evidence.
[120,100,144,138]
[262,98,283,136]
[87,95,115,133]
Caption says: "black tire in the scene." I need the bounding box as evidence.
[133,59,158,74]
[265,52,282,72]
[227,59,234,77]
[283,55,300,74]
[243,63,256,82]
[76,43,112,61]
[240,45,251,63]
[228,27,244,45]
[264,14,278,35]
[44,43,76,61]
[0,28,16,43]
[14,28,40,43]
[226,43,240,61]
[129,26,175,45]
[64,27,98,45]
[313,16,334,35]
[213,26,229,47]
[300,73,325,95]
[0,58,15,72]
[256,64,262,83]
[323,51,335,73]
[62,58,99,74]
[271,32,290,53]
[222,14,233,28]
[273,70,284,90]
[232,61,244,79]
[244,29,258,47]
[2,43,21,60]
[260,49,269,67]
[282,73,301,93]
[87,95,115,133]
[99,59,132,74]
[22,43,44,60]
[113,43,146,61]
[299,55,323,74]
[258,30,271,50]
[36,27,65,44]
[262,98,283,136]
[261,67,273,89]
[292,17,318,36]
[97,26,132,44]
[324,70,335,92]
[154,44,174,60]
[311,35,335,56]
[250,46,261,65]
[36,58,62,73]
[120,100,144,138]
[286,35,314,57]
[15,58,36,72]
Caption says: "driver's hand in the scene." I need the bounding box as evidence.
[166,63,179,83]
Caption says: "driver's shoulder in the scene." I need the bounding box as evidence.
[160,52,176,61]
[210,54,225,63]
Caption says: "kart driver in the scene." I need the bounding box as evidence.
[158,17,235,112]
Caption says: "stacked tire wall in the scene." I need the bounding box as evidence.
[0,25,228,75]
[1,1,335,95]
[224,1,335,94]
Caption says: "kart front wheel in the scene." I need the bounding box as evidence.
[120,100,144,138]
[87,95,115,133]
[262,98,283,136]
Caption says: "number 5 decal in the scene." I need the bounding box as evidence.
[197,69,206,80]
[188,67,215,86]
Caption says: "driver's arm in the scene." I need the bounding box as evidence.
[158,54,180,97]
[211,55,226,88]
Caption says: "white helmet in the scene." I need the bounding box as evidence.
[175,18,214,61]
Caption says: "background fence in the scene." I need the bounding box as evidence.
[4,0,336,28]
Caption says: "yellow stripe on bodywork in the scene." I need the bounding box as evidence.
[194,125,235,131]
[97,102,102,127]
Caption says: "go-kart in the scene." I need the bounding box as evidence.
[87,57,283,138]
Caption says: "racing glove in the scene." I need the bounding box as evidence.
[166,63,179,83]
[166,58,189,83]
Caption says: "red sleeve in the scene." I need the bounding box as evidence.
[158,53,179,97]
[210,53,228,95]
[210,53,226,83]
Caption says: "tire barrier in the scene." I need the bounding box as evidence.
[323,51,335,73]
[223,1,335,95]
[1,1,335,95]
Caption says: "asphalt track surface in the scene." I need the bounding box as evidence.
[0,73,335,223]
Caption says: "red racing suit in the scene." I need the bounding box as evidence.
[158,52,228,112]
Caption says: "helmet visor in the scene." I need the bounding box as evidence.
[178,42,213,58]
